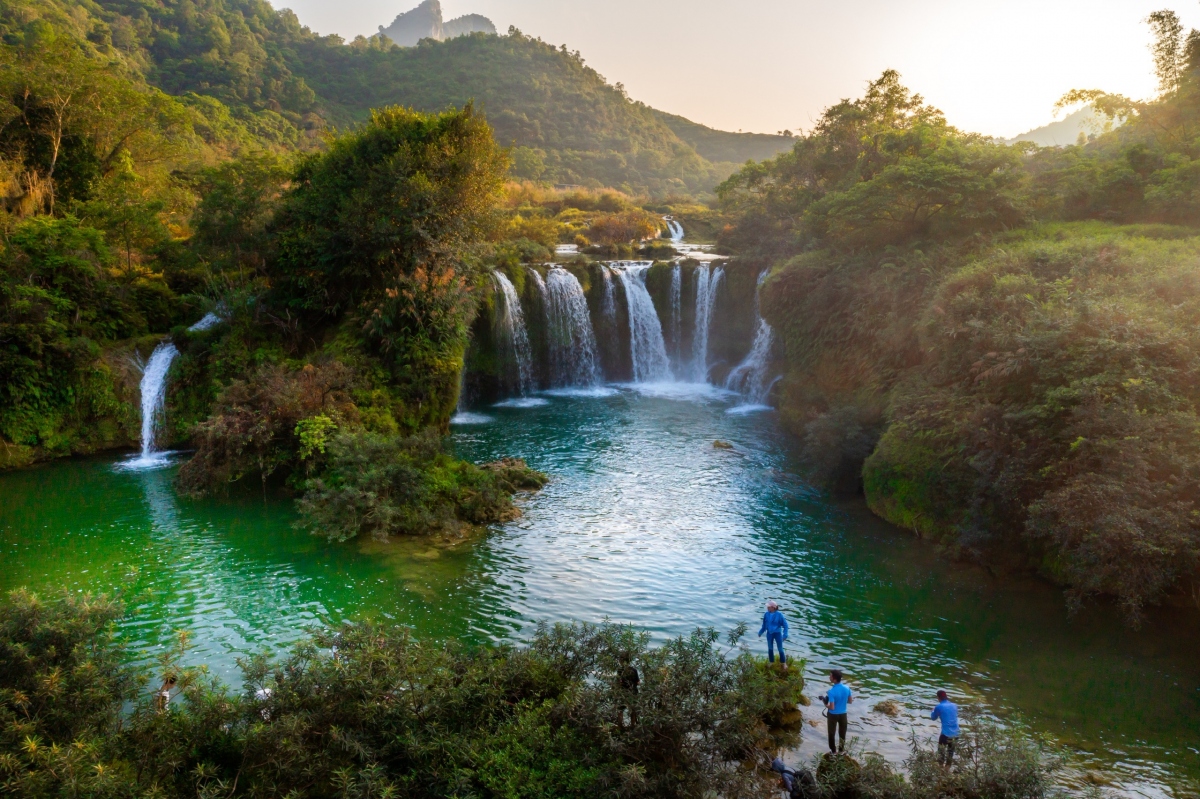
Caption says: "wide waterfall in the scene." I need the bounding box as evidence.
[725,271,778,405]
[542,267,602,386]
[668,264,682,364]
[689,265,724,382]
[614,262,672,382]
[492,271,534,395]
[127,312,222,468]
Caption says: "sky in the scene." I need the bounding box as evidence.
[277,0,1200,138]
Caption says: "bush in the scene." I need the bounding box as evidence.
[295,430,546,541]
[0,593,830,799]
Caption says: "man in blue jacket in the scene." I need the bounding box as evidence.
[931,690,960,766]
[757,601,789,670]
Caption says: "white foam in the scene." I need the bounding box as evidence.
[113,450,179,472]
[616,381,736,402]
[725,404,774,416]
[540,387,619,399]
[492,397,550,408]
[450,412,495,424]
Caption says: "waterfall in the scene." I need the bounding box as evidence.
[492,271,534,395]
[138,342,178,460]
[614,262,672,382]
[128,312,221,467]
[543,267,602,386]
[601,265,617,324]
[689,265,724,383]
[725,272,778,404]
[666,219,684,242]
[669,264,682,364]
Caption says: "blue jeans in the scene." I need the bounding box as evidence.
[767,632,786,663]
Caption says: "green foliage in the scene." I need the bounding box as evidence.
[717,71,1025,255]
[0,216,175,453]
[1,592,856,799]
[295,430,544,541]
[0,590,142,797]
[728,51,1200,617]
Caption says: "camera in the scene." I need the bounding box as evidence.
[818,694,828,705]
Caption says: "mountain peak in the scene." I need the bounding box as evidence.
[378,1,496,47]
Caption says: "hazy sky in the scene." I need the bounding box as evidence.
[278,0,1200,138]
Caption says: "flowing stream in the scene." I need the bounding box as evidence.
[492,272,534,395]
[690,265,724,382]
[1,391,1196,796]
[126,313,222,469]
[614,262,672,382]
[725,271,778,407]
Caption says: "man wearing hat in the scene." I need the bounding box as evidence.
[757,601,790,670]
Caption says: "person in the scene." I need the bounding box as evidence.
[931,689,959,766]
[824,669,852,754]
[617,652,640,728]
[757,601,790,670]
[155,675,177,713]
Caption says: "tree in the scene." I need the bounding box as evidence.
[1148,10,1186,94]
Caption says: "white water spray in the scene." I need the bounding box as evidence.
[614,262,672,382]
[543,267,602,386]
[665,218,684,242]
[725,271,779,404]
[669,264,682,364]
[127,312,221,468]
[492,271,534,395]
[601,265,617,325]
[690,265,724,383]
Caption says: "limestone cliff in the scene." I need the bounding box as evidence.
[378,0,495,47]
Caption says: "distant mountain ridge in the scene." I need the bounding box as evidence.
[11,0,790,193]
[377,0,496,47]
[1005,108,1113,147]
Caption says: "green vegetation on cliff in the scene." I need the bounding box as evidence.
[718,14,1200,619]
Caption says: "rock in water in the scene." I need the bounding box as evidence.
[378,0,495,46]
[713,440,734,450]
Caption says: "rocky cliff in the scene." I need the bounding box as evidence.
[378,0,496,47]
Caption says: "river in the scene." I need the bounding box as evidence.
[1,384,1196,795]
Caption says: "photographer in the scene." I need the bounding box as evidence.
[821,669,852,754]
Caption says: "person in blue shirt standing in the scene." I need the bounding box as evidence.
[824,669,853,754]
[757,601,789,670]
[931,690,960,765]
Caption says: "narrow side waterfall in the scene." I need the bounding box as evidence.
[601,265,617,324]
[615,262,672,382]
[725,271,778,404]
[492,271,534,395]
[138,342,179,459]
[544,267,602,386]
[690,265,724,382]
[669,264,682,364]
[131,312,221,466]
[666,219,684,242]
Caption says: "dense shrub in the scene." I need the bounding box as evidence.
[296,430,547,541]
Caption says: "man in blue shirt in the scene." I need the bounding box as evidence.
[931,690,959,765]
[757,601,789,670]
[824,669,852,754]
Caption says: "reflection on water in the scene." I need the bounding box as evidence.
[1,387,1197,796]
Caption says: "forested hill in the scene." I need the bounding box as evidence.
[651,109,794,164]
[0,0,776,192]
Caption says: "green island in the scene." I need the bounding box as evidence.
[1,0,1199,796]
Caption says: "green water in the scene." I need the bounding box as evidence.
[1,384,1197,795]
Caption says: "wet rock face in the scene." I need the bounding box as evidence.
[377,0,495,47]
